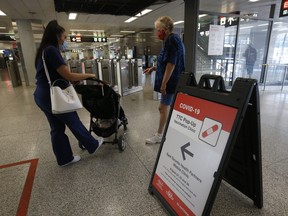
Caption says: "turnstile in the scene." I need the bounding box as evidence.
[100,59,110,83]
[69,60,79,73]
[6,60,22,87]
[96,58,144,96]
[109,59,117,87]
[98,59,117,86]
[84,60,93,74]
[116,59,144,96]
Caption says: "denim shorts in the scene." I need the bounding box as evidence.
[161,93,174,106]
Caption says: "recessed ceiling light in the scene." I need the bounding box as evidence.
[68,13,77,20]
[174,21,184,25]
[120,30,135,33]
[199,14,208,18]
[136,9,152,17]
[0,10,6,16]
[70,29,104,32]
[110,34,124,37]
[125,17,138,23]
[87,30,104,32]
[249,0,260,2]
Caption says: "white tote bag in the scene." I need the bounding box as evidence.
[42,51,83,114]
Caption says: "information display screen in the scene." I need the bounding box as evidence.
[280,0,288,17]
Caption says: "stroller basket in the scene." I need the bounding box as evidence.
[91,117,118,138]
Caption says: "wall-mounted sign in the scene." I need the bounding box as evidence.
[208,25,225,56]
[280,0,288,17]
[0,35,16,41]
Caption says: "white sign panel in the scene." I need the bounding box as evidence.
[152,93,237,216]
[208,25,225,56]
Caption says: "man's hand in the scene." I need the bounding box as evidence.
[143,66,155,74]
[160,83,167,95]
[143,68,151,74]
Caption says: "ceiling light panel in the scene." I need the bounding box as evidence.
[125,17,138,23]
[0,10,6,16]
[120,30,135,33]
[174,21,184,25]
[68,13,77,20]
[136,9,152,17]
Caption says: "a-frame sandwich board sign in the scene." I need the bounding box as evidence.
[148,74,263,216]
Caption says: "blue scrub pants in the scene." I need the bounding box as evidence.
[34,86,99,166]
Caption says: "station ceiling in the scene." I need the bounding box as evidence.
[0,0,286,43]
[54,0,175,16]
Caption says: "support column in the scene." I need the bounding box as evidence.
[16,20,37,86]
[184,0,200,73]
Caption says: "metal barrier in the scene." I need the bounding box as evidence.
[262,64,288,91]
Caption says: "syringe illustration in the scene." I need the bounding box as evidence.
[202,124,219,138]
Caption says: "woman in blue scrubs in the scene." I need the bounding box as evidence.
[34,20,103,166]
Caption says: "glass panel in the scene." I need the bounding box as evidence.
[233,19,270,84]
[196,14,238,88]
[265,22,288,90]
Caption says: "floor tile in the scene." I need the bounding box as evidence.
[1,80,288,216]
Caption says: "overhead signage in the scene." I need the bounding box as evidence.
[151,92,237,216]
[219,16,238,27]
[280,0,288,17]
[208,25,225,56]
[0,35,16,41]
[70,36,107,43]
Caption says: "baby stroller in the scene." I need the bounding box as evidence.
[75,78,128,151]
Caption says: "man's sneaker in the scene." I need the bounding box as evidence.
[93,137,104,154]
[146,133,162,144]
[61,155,81,167]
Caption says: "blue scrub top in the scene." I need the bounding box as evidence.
[35,45,66,89]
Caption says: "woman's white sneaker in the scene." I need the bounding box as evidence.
[61,155,81,167]
[93,137,104,154]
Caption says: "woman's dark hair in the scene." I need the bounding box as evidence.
[35,20,65,67]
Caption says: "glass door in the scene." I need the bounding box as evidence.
[265,22,288,90]
[233,19,271,83]
[196,14,238,87]
[196,12,273,88]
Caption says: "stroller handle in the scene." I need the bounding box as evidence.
[85,77,108,86]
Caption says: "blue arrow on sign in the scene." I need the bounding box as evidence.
[181,142,194,160]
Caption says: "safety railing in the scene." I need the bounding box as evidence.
[262,64,288,91]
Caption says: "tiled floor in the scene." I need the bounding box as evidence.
[0,75,288,216]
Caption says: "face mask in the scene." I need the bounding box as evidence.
[157,29,166,40]
[60,41,68,52]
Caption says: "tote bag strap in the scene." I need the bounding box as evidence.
[42,50,52,86]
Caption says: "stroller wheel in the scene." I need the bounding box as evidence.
[118,135,126,151]
[124,124,128,131]
[78,142,86,150]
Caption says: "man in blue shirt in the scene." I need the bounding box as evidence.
[144,16,185,144]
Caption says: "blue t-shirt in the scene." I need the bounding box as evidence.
[35,45,66,88]
[154,33,185,94]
